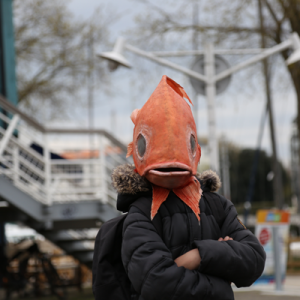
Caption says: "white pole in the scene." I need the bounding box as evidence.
[125,44,208,83]
[99,135,108,203]
[214,39,292,82]
[205,43,219,173]
[272,226,283,291]
[152,48,265,57]
[0,114,20,158]
[44,134,51,205]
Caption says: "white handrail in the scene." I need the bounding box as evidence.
[0,97,128,207]
[0,114,20,158]
[1,157,45,194]
[51,159,101,165]
[0,111,12,124]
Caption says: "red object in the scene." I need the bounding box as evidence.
[259,228,271,246]
[151,176,202,221]
[127,76,201,187]
[127,75,202,220]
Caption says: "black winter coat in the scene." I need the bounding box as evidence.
[112,165,266,300]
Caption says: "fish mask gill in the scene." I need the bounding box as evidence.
[127,75,202,221]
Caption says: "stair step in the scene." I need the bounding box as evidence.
[57,240,94,253]
[42,229,98,242]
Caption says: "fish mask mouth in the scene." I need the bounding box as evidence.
[149,167,190,177]
[144,163,193,189]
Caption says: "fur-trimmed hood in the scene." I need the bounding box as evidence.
[111,164,221,195]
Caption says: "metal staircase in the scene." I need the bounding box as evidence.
[0,95,129,269]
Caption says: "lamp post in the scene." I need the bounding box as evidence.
[98,33,300,174]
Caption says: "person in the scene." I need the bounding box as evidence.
[112,75,266,300]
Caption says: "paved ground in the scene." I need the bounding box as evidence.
[233,275,300,299]
[235,291,300,300]
[1,276,300,299]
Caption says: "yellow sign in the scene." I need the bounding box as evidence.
[256,209,290,224]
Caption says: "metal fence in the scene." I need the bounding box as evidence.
[0,96,129,208]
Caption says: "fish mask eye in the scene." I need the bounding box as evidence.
[190,134,196,155]
[137,134,146,157]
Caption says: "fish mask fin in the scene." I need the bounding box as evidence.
[151,185,170,220]
[166,76,193,106]
[173,177,202,222]
[130,109,140,125]
[126,142,133,158]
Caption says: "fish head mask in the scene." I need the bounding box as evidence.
[127,75,201,189]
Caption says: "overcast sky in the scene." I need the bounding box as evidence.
[60,0,297,167]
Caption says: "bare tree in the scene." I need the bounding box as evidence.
[131,0,300,139]
[14,0,112,121]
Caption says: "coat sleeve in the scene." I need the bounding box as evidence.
[194,197,266,287]
[121,206,234,300]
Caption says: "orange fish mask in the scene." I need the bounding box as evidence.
[127,75,202,220]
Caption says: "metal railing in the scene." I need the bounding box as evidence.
[0,95,130,208]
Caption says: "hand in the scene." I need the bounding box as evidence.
[218,236,233,241]
[174,249,201,270]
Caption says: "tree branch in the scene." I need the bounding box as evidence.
[263,0,282,26]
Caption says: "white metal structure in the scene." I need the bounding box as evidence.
[0,95,129,209]
[98,33,300,174]
[0,95,130,267]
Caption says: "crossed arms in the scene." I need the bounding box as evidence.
[121,199,265,300]
[174,236,233,270]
